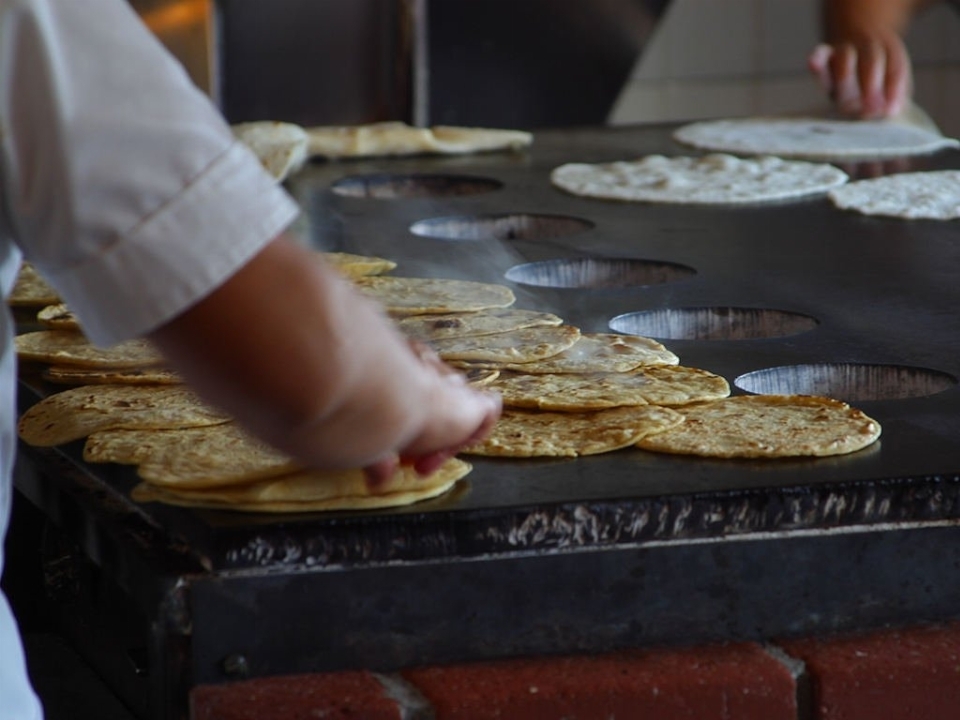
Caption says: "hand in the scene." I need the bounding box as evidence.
[150,235,501,491]
[808,33,912,119]
[362,339,501,489]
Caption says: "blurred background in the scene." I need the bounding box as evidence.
[135,0,960,133]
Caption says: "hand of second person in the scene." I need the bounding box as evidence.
[808,32,912,119]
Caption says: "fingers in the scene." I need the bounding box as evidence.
[811,35,913,120]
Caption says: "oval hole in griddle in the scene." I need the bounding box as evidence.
[735,363,957,402]
[410,213,593,241]
[609,307,818,340]
[331,174,503,199]
[504,258,695,289]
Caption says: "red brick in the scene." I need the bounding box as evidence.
[780,622,960,720]
[189,671,402,720]
[402,643,796,720]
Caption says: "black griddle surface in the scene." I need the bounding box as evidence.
[19,123,960,568]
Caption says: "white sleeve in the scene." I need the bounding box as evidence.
[0,0,300,345]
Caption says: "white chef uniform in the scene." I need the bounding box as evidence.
[0,1,300,716]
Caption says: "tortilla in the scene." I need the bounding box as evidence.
[321,251,397,279]
[8,263,59,307]
[15,331,166,368]
[356,276,516,316]
[462,405,684,458]
[492,364,730,411]
[431,325,581,363]
[635,394,881,458]
[18,385,231,447]
[305,121,532,159]
[130,457,472,513]
[232,121,309,182]
[454,333,679,374]
[398,308,563,343]
[42,365,182,386]
[83,423,299,487]
[463,367,500,387]
[828,170,960,220]
[15,330,165,369]
[36,303,81,331]
[551,153,849,204]
[673,117,959,160]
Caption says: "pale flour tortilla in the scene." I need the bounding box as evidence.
[37,303,81,331]
[492,364,730,411]
[356,276,516,316]
[398,308,563,343]
[18,385,231,447]
[232,121,309,182]
[454,333,679,374]
[16,331,166,368]
[551,154,849,204]
[463,405,684,458]
[673,117,959,160]
[8,263,59,307]
[828,170,960,220]
[431,325,581,363]
[321,251,397,279]
[130,457,472,513]
[636,394,881,458]
[42,366,182,386]
[306,121,532,159]
[84,423,299,487]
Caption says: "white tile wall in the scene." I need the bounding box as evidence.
[610,0,960,138]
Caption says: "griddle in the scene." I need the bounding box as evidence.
[15,123,960,720]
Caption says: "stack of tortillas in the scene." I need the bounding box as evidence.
[14,255,473,513]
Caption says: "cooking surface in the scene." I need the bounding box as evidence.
[293,123,960,503]
[15,122,960,695]
[18,123,960,567]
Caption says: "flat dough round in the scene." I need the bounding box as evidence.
[673,117,959,160]
[552,153,848,204]
[398,308,563,342]
[306,121,531,159]
[321,251,397,279]
[636,394,881,458]
[84,423,299,487]
[130,457,472,513]
[493,365,730,411]
[232,121,308,182]
[829,170,960,219]
[18,385,230,447]
[37,303,81,331]
[8,263,59,307]
[463,405,684,458]
[455,333,679,374]
[431,325,581,363]
[16,331,165,368]
[42,365,182,386]
[356,276,516,316]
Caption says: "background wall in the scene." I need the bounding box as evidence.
[609,0,960,137]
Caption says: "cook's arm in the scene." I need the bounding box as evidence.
[148,235,501,486]
[808,0,935,118]
[0,0,498,486]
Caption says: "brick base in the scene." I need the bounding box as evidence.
[188,622,960,720]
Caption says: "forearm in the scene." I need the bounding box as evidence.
[822,0,933,41]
